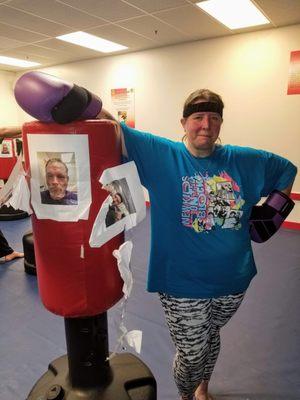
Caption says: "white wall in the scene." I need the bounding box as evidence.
[10,24,300,219]
[0,70,20,125]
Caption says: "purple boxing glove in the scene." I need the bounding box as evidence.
[14,71,102,124]
[249,190,295,243]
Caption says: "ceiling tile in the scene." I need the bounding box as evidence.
[0,0,299,72]
[0,22,47,42]
[2,49,53,63]
[59,0,145,22]
[2,51,92,71]
[118,15,192,44]
[87,24,155,49]
[124,0,187,13]
[0,63,22,72]
[0,35,26,50]
[33,38,106,56]
[0,4,73,36]
[5,44,66,59]
[7,0,107,29]
[4,46,99,63]
[154,5,231,39]
[255,0,300,26]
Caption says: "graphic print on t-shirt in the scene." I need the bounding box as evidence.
[181,171,245,233]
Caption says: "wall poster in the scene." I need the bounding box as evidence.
[111,88,135,127]
[287,50,300,95]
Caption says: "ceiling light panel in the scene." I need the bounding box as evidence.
[0,55,40,67]
[56,31,128,53]
[196,0,270,29]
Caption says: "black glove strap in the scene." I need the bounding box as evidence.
[51,85,91,124]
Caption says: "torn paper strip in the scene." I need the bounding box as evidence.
[7,175,31,214]
[110,319,143,359]
[113,241,133,298]
[89,161,146,248]
[0,156,31,214]
[124,330,142,354]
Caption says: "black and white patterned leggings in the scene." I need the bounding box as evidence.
[159,291,245,398]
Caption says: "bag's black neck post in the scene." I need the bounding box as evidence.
[64,312,110,388]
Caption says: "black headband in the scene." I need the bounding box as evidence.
[183,101,223,118]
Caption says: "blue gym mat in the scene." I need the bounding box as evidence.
[0,210,299,400]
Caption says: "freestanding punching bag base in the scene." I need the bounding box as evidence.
[26,313,156,400]
[26,353,156,400]
[0,205,28,221]
[22,231,36,276]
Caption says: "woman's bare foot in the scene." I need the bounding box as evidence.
[195,394,213,400]
[4,251,24,262]
[195,380,214,400]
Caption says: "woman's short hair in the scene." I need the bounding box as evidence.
[182,89,224,143]
[183,89,224,117]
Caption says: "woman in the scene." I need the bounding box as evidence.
[0,229,24,262]
[0,128,24,263]
[105,192,129,227]
[100,89,297,400]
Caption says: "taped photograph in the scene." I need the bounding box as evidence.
[37,152,78,205]
[90,161,145,248]
[102,178,136,227]
[28,134,91,221]
[0,140,13,158]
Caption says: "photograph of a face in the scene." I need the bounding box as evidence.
[102,178,136,227]
[89,161,146,248]
[28,133,91,222]
[0,140,13,157]
[37,152,78,206]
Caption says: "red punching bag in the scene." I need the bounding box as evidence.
[0,138,18,180]
[22,120,124,317]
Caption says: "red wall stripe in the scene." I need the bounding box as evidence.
[290,192,300,201]
[283,221,300,230]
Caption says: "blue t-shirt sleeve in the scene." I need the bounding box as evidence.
[259,150,297,196]
[121,122,173,189]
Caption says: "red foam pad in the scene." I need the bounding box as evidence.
[23,120,124,317]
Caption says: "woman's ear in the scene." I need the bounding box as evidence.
[180,118,186,130]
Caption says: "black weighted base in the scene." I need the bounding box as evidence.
[27,353,156,400]
[0,205,28,221]
[22,231,36,275]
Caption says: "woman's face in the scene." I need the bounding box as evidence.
[181,101,222,154]
[112,193,122,205]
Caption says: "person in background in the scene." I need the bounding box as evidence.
[98,89,297,400]
[0,229,24,263]
[0,127,24,263]
[0,126,22,139]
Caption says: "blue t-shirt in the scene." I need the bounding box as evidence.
[121,123,297,299]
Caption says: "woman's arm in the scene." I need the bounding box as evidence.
[0,126,22,138]
[97,108,117,122]
[96,109,128,157]
[280,181,295,197]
